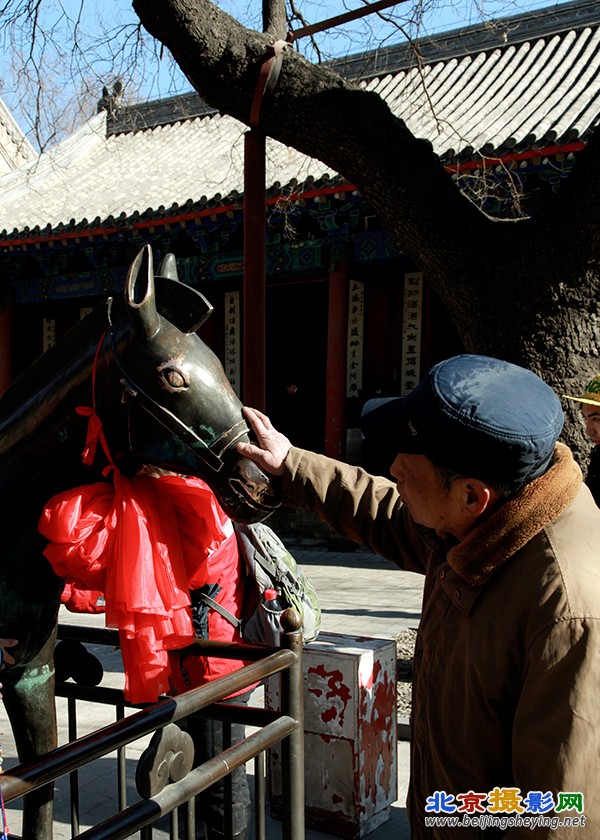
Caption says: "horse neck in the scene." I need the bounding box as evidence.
[0,302,115,499]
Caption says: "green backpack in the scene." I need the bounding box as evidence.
[234,522,322,645]
[193,522,321,646]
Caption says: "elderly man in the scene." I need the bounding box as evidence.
[238,354,600,839]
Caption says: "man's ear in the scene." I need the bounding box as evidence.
[462,479,498,517]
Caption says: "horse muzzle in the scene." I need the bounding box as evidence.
[122,401,281,522]
[227,454,282,522]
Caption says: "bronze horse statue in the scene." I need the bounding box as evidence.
[0,245,280,838]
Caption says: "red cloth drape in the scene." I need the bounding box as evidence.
[39,472,236,703]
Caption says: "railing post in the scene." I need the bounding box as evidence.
[116,698,127,812]
[254,751,266,840]
[223,718,233,840]
[280,610,304,840]
[68,695,80,836]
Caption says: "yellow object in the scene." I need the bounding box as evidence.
[563,374,600,406]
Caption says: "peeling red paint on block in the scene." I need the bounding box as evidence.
[266,632,397,838]
[321,705,338,724]
[308,663,352,728]
[360,658,381,692]
[359,656,396,809]
[306,662,353,732]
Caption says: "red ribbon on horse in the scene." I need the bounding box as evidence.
[39,471,245,703]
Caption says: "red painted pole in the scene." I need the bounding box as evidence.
[243,129,267,412]
[324,260,349,458]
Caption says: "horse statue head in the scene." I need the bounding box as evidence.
[94,244,279,523]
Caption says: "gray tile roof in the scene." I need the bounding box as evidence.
[0,0,599,238]
[0,111,332,235]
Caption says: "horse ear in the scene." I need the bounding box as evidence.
[185,292,214,332]
[155,252,214,333]
[157,253,179,282]
[125,245,161,339]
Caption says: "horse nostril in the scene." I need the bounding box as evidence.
[230,477,279,509]
[238,459,275,490]
[230,459,282,509]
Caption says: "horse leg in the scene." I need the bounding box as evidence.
[2,626,58,840]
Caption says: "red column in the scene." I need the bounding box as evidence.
[242,129,266,412]
[0,304,13,397]
[324,260,349,458]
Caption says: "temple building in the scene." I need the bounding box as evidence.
[0,0,599,457]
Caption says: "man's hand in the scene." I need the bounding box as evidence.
[237,407,292,477]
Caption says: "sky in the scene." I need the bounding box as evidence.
[0,0,580,149]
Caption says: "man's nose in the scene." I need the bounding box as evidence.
[390,457,403,480]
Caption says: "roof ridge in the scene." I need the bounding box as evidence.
[329,0,600,80]
[108,93,217,137]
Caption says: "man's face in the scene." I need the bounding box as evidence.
[582,403,600,444]
[389,452,469,538]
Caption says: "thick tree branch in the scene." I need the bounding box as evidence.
[133,0,497,283]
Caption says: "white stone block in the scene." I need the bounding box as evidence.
[265,632,398,838]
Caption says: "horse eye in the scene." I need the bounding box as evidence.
[158,365,189,392]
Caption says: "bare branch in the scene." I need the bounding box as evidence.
[263,0,286,37]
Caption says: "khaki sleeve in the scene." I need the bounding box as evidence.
[508,617,600,838]
[281,447,428,574]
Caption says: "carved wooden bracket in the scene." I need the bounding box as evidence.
[136,722,195,799]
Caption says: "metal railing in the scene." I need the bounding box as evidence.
[0,617,304,840]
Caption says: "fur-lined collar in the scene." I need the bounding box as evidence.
[447,443,582,587]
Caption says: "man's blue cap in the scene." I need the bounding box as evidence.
[361,355,564,486]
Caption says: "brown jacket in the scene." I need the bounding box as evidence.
[283,443,600,838]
